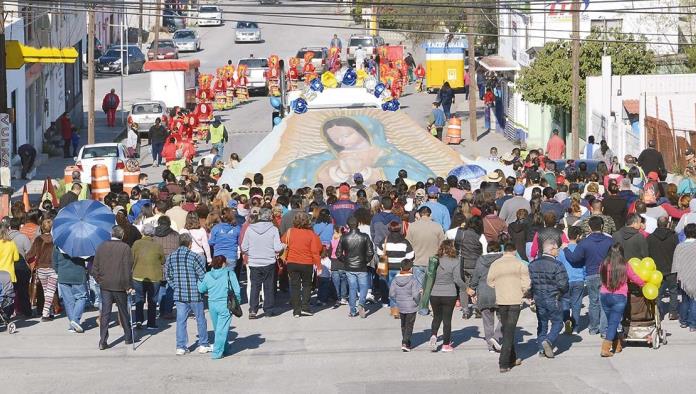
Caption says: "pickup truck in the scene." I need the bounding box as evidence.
[238,57,269,96]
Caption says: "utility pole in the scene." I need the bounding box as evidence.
[88,6,96,144]
[467,5,477,141]
[0,1,8,113]
[570,0,580,159]
[138,0,143,48]
[153,0,162,55]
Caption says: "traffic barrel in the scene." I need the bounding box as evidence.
[445,117,462,144]
[64,165,80,185]
[90,164,110,201]
[123,159,140,195]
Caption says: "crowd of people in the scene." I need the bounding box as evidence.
[2,135,695,371]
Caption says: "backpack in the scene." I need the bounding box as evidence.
[107,94,117,109]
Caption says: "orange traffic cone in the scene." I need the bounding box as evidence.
[42,177,59,207]
[22,185,30,212]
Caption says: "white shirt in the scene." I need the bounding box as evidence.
[181,228,212,262]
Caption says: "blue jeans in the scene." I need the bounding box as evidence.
[158,282,174,316]
[535,295,563,351]
[133,280,160,327]
[88,275,101,309]
[386,269,399,307]
[442,102,452,119]
[562,281,584,331]
[331,270,348,300]
[679,289,696,328]
[600,293,627,341]
[175,301,209,350]
[58,282,87,327]
[585,274,607,335]
[213,142,225,158]
[345,271,369,315]
[412,266,428,315]
[209,300,231,359]
[151,142,164,165]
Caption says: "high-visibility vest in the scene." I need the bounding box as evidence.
[209,124,225,144]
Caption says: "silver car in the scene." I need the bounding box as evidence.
[128,100,167,138]
[235,21,262,43]
[197,5,223,26]
[172,29,200,52]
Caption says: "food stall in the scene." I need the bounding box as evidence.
[144,59,201,110]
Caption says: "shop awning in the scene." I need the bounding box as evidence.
[478,55,521,72]
[5,40,78,69]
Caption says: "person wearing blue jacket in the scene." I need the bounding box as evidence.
[209,208,241,271]
[563,216,613,336]
[422,186,451,231]
[559,226,586,334]
[198,255,241,359]
[53,246,88,333]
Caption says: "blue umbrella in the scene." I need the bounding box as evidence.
[52,200,115,258]
[448,164,487,181]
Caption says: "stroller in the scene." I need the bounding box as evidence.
[0,271,17,334]
[621,285,666,349]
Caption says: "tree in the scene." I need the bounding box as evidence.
[516,30,656,111]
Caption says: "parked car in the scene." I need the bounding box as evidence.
[163,9,186,32]
[238,57,269,95]
[296,47,328,75]
[97,46,146,74]
[75,143,128,186]
[81,36,103,72]
[128,100,167,138]
[172,29,201,52]
[197,5,223,26]
[235,21,262,43]
[346,34,384,66]
[147,39,179,60]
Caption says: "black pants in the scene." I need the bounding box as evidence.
[134,280,158,327]
[13,260,32,317]
[435,127,443,141]
[287,263,313,315]
[250,264,275,314]
[499,304,521,369]
[430,295,457,344]
[100,289,132,345]
[400,312,417,346]
[659,273,679,316]
[63,139,72,158]
[19,151,36,179]
[461,268,474,315]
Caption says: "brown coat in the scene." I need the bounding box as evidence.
[405,217,446,266]
[27,234,54,269]
[92,240,133,291]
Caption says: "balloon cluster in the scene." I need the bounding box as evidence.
[342,68,357,86]
[628,257,662,300]
[382,99,400,112]
[291,97,308,114]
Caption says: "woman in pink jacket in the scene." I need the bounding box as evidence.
[599,244,645,357]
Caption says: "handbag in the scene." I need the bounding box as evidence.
[280,228,291,261]
[376,240,389,277]
[227,272,243,317]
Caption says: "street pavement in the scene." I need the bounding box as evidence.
[2,290,695,393]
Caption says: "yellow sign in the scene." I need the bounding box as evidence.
[5,40,78,69]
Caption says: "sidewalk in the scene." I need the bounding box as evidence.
[9,110,126,199]
[451,97,517,160]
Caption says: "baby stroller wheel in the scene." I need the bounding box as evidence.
[652,330,661,349]
[8,322,16,334]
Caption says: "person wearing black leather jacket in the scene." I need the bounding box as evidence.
[336,217,374,318]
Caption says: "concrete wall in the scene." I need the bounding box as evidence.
[3,17,27,160]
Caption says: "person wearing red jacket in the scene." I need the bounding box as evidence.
[60,112,73,158]
[101,89,120,127]
[161,137,179,163]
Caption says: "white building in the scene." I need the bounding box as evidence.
[2,16,27,165]
[493,0,685,152]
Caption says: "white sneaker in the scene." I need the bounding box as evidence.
[429,335,438,352]
[70,321,84,333]
[198,345,213,354]
[175,348,188,356]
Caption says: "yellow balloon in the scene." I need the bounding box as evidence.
[642,283,659,300]
[321,72,338,89]
[635,268,652,282]
[628,258,642,270]
[641,257,656,272]
[648,271,663,286]
[356,69,368,87]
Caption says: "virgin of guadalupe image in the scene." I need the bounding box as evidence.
[280,116,435,188]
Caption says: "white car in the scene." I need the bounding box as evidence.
[128,100,167,138]
[235,21,262,43]
[197,5,223,26]
[75,143,127,185]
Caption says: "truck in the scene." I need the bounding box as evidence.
[424,38,467,92]
[143,59,200,110]
[238,57,269,96]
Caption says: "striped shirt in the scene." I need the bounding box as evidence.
[377,234,415,269]
[165,246,206,303]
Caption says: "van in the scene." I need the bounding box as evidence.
[346,34,384,66]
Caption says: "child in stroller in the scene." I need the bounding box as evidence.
[0,271,17,334]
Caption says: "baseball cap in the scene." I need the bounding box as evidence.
[228,199,239,208]
[339,185,350,195]
[647,171,659,181]
[426,185,440,195]
[415,188,426,198]
[513,184,525,195]
[353,173,363,182]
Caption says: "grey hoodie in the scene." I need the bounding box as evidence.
[389,273,421,314]
[470,253,502,309]
[241,221,285,267]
